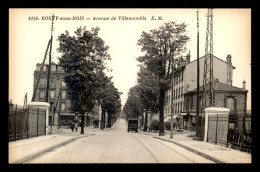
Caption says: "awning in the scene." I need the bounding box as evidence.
[180,112,197,116]
[164,115,178,122]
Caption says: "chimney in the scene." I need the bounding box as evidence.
[186,51,190,64]
[243,80,246,89]
[214,78,219,89]
[226,54,232,64]
[227,54,233,85]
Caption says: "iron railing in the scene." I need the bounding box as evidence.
[8,105,47,142]
[207,113,251,152]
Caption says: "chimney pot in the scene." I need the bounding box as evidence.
[243,80,246,89]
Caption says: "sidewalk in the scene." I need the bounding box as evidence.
[139,130,251,163]
[9,126,97,164]
[8,123,118,164]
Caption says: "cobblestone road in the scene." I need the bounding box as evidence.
[28,119,214,163]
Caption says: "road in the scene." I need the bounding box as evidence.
[27,119,214,163]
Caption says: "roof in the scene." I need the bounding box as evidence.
[187,54,236,69]
[187,80,247,94]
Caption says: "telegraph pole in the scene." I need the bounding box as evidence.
[196,10,200,136]
[170,53,174,138]
[45,14,55,103]
[199,8,214,140]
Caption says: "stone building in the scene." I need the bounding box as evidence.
[32,63,99,127]
[164,53,237,125]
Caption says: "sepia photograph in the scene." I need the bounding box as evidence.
[8,8,251,164]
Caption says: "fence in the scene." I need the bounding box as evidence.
[8,105,47,142]
[227,114,252,152]
[207,113,251,152]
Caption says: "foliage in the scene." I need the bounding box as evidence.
[136,21,190,135]
[123,86,143,119]
[150,120,160,131]
[164,121,171,130]
[137,65,160,114]
[57,27,111,113]
[164,121,178,130]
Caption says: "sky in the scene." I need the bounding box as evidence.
[9,8,251,110]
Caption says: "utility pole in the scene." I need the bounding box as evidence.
[45,14,55,103]
[196,10,200,137]
[199,8,214,140]
[31,14,54,102]
[170,54,175,138]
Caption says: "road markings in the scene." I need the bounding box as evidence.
[130,134,160,163]
[141,134,196,163]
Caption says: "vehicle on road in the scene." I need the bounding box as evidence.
[127,118,138,132]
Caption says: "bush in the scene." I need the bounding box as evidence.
[164,121,178,130]
[150,120,160,131]
[164,121,171,130]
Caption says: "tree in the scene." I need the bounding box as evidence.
[137,21,189,136]
[123,86,143,120]
[57,27,111,134]
[136,65,160,131]
[93,70,122,129]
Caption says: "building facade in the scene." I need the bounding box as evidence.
[164,54,236,124]
[183,79,248,131]
[33,63,99,127]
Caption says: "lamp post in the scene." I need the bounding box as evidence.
[80,105,86,134]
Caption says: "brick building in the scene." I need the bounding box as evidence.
[164,54,236,124]
[32,63,99,127]
[182,79,248,131]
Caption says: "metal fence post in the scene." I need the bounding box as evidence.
[207,116,209,142]
[215,114,218,145]
[227,116,230,148]
[14,104,17,141]
[37,108,39,137]
[45,109,47,135]
[27,107,29,139]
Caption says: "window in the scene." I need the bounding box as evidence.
[186,98,189,111]
[51,65,56,71]
[50,77,55,87]
[226,97,235,111]
[62,79,66,88]
[62,90,66,99]
[40,90,45,99]
[178,88,180,99]
[61,103,66,112]
[40,77,46,87]
[50,90,55,100]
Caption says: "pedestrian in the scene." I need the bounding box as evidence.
[75,122,78,131]
[70,122,75,133]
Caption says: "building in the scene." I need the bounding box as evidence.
[32,63,99,127]
[164,53,237,125]
[182,79,248,131]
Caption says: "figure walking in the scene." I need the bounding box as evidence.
[70,122,75,133]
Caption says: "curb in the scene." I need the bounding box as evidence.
[12,134,95,164]
[153,136,226,164]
